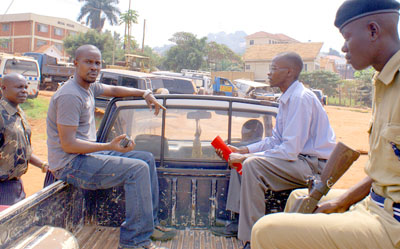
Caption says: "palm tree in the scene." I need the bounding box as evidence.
[77,0,121,32]
[119,9,139,53]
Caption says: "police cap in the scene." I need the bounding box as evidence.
[335,0,400,30]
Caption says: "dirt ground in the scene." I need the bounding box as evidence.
[21,92,371,197]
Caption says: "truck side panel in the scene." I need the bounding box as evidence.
[0,182,86,248]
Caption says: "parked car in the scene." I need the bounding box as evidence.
[0,95,293,249]
[96,69,197,107]
[96,68,163,108]
[311,89,327,105]
[0,53,40,98]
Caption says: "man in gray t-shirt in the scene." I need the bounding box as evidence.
[45,44,174,249]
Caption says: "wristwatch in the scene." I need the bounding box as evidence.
[142,89,152,98]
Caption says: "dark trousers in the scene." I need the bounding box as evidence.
[0,178,26,205]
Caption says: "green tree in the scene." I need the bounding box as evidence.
[63,30,117,64]
[141,45,162,71]
[299,70,341,96]
[103,31,125,65]
[353,66,375,84]
[353,67,375,106]
[206,41,243,71]
[163,32,208,72]
[119,9,139,53]
[77,0,121,32]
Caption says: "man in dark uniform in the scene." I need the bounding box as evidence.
[0,73,48,206]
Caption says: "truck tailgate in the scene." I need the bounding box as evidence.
[75,226,242,249]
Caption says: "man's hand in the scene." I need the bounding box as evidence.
[109,134,136,152]
[228,153,247,168]
[315,197,351,214]
[214,145,248,159]
[144,94,166,116]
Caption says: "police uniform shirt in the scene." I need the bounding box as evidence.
[0,98,32,181]
[367,49,400,203]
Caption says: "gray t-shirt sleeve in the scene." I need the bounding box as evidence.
[56,94,82,126]
[92,82,105,97]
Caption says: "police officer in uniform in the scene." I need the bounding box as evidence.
[251,1,400,248]
[0,73,48,206]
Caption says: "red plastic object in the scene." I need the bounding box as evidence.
[211,136,242,175]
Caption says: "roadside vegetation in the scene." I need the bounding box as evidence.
[20,96,50,119]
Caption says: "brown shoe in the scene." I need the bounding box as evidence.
[150,226,177,241]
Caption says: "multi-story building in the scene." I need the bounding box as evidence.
[243,41,324,82]
[245,31,299,49]
[0,13,89,58]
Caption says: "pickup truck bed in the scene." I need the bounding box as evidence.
[75,226,241,249]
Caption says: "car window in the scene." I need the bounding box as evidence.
[121,76,139,88]
[100,73,118,86]
[151,78,164,89]
[106,107,163,158]
[104,101,276,163]
[312,90,323,99]
[4,59,38,77]
[163,78,195,94]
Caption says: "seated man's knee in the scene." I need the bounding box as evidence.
[252,214,284,245]
[284,188,308,212]
[125,159,150,179]
[242,156,264,174]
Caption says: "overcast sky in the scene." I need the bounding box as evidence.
[1,0,365,53]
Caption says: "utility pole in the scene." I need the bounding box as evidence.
[141,19,146,53]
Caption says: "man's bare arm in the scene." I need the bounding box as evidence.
[315,176,373,213]
[101,84,146,98]
[101,84,166,116]
[57,124,135,154]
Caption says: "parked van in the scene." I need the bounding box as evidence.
[99,68,196,95]
[99,68,162,89]
[157,75,197,94]
[0,53,40,98]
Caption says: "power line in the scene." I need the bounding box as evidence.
[1,0,15,21]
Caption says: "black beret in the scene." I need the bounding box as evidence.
[335,0,400,29]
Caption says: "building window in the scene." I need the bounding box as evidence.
[37,40,47,48]
[1,40,9,48]
[245,65,250,70]
[304,64,308,72]
[66,23,74,28]
[69,31,77,36]
[54,27,63,36]
[57,21,65,25]
[54,43,63,51]
[37,24,48,33]
[2,23,10,31]
[249,40,254,45]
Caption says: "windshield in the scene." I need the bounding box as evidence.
[5,59,38,77]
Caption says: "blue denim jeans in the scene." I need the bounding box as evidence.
[54,150,159,248]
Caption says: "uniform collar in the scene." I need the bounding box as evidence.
[377,49,400,85]
[0,98,22,116]
[279,80,301,104]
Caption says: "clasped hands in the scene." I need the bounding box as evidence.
[215,145,248,170]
